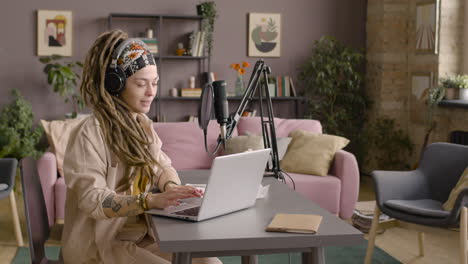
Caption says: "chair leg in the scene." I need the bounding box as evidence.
[461,207,467,264]
[365,204,381,264]
[418,232,425,256]
[9,191,24,247]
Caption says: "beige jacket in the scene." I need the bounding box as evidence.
[62,114,179,264]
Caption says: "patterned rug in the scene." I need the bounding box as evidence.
[13,242,400,264]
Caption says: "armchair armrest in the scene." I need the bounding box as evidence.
[372,169,430,209]
[329,150,360,219]
[0,158,18,200]
[37,151,58,226]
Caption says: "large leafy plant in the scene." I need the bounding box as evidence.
[39,54,84,118]
[298,36,369,164]
[0,89,44,160]
[364,116,413,171]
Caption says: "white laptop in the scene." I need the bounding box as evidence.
[146,148,271,221]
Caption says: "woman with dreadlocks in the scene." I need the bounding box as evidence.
[62,30,222,264]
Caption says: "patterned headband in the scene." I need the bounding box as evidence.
[113,38,156,78]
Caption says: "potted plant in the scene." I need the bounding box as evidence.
[196,1,217,70]
[298,36,370,167]
[38,55,84,118]
[457,75,468,100]
[439,75,468,100]
[0,89,44,191]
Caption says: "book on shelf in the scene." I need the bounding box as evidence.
[189,30,207,57]
[181,88,202,97]
[189,31,199,57]
[284,76,290,97]
[196,31,206,57]
[141,38,158,54]
[265,213,322,234]
[289,77,297,97]
[273,76,297,97]
[276,76,282,97]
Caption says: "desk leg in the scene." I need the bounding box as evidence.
[241,255,258,264]
[302,247,325,264]
[172,252,191,264]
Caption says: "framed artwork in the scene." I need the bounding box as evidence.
[415,1,439,54]
[37,10,73,56]
[411,72,432,101]
[248,13,281,57]
[410,72,433,123]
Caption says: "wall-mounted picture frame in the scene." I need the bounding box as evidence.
[415,1,439,54]
[411,72,432,101]
[248,13,281,57]
[410,72,433,123]
[37,10,73,56]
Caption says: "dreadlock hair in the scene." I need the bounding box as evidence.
[80,29,159,189]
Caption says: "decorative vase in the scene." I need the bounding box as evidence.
[459,89,468,100]
[235,74,244,96]
[445,87,457,100]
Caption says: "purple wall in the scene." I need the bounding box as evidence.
[0,0,366,121]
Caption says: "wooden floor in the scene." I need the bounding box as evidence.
[0,176,461,263]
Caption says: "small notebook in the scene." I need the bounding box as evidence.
[265,213,322,234]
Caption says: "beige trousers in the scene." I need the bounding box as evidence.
[136,236,223,264]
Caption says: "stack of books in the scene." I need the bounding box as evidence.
[274,76,297,97]
[181,88,202,97]
[189,31,206,57]
[351,208,391,233]
[141,38,158,54]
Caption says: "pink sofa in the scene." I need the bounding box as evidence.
[37,117,359,226]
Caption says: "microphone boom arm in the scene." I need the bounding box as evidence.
[223,59,283,179]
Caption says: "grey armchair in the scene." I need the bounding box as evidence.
[365,142,468,264]
[0,158,23,246]
[21,157,63,263]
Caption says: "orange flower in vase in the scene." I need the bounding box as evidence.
[230,61,250,96]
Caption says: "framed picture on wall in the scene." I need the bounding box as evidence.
[415,1,439,54]
[37,10,73,56]
[410,72,433,124]
[248,13,281,57]
[411,72,432,102]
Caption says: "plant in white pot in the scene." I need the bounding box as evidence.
[440,75,468,100]
[457,75,468,100]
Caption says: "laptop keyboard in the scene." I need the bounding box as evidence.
[173,206,200,216]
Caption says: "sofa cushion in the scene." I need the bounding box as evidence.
[237,117,322,137]
[284,172,341,215]
[154,120,237,170]
[224,134,264,155]
[444,166,468,211]
[281,130,349,176]
[41,116,89,177]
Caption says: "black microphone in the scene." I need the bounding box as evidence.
[212,80,229,143]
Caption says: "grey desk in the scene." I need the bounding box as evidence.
[148,170,363,264]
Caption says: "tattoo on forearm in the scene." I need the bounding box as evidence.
[102,193,143,218]
[102,194,114,208]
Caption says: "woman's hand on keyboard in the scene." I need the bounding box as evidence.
[147,186,202,209]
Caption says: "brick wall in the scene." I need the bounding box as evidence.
[366,0,467,167]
